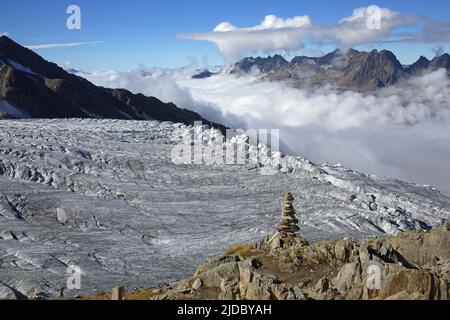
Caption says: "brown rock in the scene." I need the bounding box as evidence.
[200,262,240,288]
[379,269,448,300]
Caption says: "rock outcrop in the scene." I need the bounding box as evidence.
[131,221,448,301]
[108,194,449,301]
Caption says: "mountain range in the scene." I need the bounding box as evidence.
[0,36,224,130]
[227,49,450,91]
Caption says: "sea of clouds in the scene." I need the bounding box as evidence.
[82,66,450,196]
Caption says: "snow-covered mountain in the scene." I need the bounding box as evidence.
[0,119,448,299]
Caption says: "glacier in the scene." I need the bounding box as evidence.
[0,118,449,299]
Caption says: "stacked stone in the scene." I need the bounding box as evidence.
[275,193,300,236]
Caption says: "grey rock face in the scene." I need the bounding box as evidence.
[0,119,449,299]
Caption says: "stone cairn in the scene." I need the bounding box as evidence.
[275,193,300,236]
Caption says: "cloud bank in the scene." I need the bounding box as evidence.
[82,66,247,128]
[182,6,450,62]
[184,15,312,62]
[316,6,419,49]
[83,66,450,195]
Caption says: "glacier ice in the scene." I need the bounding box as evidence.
[0,118,449,299]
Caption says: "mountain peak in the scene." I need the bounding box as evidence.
[234,48,416,90]
[0,35,25,55]
[271,53,286,60]
[432,52,450,69]
[436,52,450,61]
[0,35,14,42]
[232,53,289,74]
[407,52,450,75]
[347,48,360,54]
[0,35,27,52]
[0,35,71,80]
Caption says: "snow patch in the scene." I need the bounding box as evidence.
[0,100,30,118]
[7,59,36,75]
[117,110,133,119]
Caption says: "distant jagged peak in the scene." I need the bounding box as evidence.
[192,69,216,79]
[231,49,418,91]
[231,48,450,90]
[432,52,450,67]
[417,55,431,63]
[407,52,450,75]
[234,48,404,72]
[232,53,290,74]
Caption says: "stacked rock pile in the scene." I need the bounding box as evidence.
[275,192,300,236]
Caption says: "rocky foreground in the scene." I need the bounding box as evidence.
[99,220,449,300]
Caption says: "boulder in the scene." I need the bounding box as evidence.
[379,269,448,300]
[199,262,240,288]
[388,225,450,266]
[332,262,363,295]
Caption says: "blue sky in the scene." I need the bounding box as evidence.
[2,0,450,70]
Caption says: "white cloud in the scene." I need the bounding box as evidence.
[82,66,246,128]
[177,69,450,130]
[183,7,422,62]
[315,7,420,49]
[183,15,312,62]
[26,41,103,49]
[214,15,312,32]
[419,20,450,43]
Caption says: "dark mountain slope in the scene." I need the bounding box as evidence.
[0,36,223,130]
[107,88,226,131]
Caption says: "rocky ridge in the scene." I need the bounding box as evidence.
[230,49,450,91]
